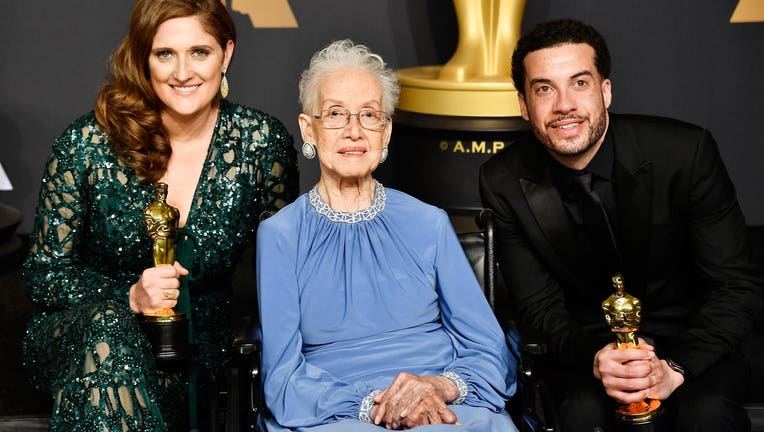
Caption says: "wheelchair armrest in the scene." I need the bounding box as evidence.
[231,314,261,382]
[507,325,559,432]
[232,338,260,356]
[520,339,548,357]
[228,314,264,432]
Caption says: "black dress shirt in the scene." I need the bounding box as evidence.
[550,128,623,286]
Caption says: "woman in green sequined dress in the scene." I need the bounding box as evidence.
[22,0,298,430]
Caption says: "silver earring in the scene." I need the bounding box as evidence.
[380,146,388,163]
[220,67,229,99]
[302,142,316,159]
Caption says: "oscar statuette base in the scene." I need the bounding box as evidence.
[137,312,192,366]
[614,403,665,431]
[396,65,521,117]
[613,405,667,431]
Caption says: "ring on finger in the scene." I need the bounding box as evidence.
[162,289,176,300]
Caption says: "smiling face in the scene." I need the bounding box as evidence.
[149,15,234,122]
[518,43,612,169]
[298,67,392,183]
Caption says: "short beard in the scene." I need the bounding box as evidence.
[538,109,608,158]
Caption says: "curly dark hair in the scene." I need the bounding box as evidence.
[511,19,610,95]
[95,0,236,183]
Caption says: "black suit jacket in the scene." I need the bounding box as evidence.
[479,113,763,376]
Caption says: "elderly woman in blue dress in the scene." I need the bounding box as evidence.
[256,39,518,431]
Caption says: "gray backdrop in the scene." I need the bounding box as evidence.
[1,0,762,233]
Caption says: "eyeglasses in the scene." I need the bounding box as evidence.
[313,107,389,131]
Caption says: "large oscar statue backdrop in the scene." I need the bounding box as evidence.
[377,0,528,225]
[0,163,23,275]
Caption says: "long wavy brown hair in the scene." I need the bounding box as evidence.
[95,0,236,183]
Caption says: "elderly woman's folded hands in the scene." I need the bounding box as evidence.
[372,372,461,429]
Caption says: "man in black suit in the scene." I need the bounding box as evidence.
[479,19,763,431]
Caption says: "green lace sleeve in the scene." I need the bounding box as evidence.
[24,117,133,310]
[253,112,299,214]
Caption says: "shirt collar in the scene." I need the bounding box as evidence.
[549,125,614,196]
[586,126,614,182]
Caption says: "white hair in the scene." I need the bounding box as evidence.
[298,39,400,115]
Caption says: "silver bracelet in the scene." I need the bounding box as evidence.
[440,371,468,405]
[359,389,383,423]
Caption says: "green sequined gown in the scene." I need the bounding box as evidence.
[22,100,298,431]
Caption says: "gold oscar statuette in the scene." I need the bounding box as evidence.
[602,274,663,425]
[138,182,190,363]
[143,182,182,318]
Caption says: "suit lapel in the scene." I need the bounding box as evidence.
[520,178,586,270]
[515,148,590,289]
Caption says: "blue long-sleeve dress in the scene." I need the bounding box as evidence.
[257,182,518,431]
